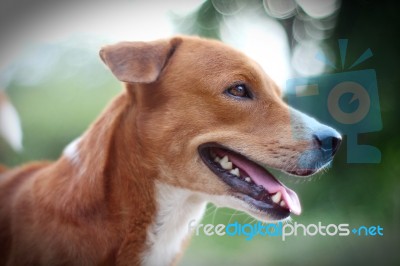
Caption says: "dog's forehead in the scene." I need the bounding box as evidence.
[173,37,266,80]
[181,37,249,61]
[166,36,273,94]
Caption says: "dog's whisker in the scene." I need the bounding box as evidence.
[211,206,220,225]
[227,210,240,225]
[202,204,218,219]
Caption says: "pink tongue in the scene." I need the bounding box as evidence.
[217,150,302,215]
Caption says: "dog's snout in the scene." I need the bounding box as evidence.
[313,129,342,158]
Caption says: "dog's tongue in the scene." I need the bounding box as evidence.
[219,150,301,215]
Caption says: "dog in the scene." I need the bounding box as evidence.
[0,35,341,265]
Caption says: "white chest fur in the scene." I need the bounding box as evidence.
[141,183,206,266]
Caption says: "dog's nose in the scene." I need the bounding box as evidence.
[313,129,342,158]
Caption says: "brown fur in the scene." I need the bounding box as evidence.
[0,165,7,173]
[0,36,325,265]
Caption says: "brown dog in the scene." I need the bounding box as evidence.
[0,36,341,265]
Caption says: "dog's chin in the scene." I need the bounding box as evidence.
[198,143,331,221]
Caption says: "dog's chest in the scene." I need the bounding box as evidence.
[140,183,206,266]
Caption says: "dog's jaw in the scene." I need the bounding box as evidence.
[141,182,206,266]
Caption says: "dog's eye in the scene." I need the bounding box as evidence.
[226,84,251,99]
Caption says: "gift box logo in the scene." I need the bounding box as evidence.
[287,39,382,163]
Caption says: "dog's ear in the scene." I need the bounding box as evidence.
[99,38,182,83]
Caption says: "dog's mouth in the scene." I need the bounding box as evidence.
[199,143,307,220]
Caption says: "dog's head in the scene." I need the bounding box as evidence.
[100,36,341,221]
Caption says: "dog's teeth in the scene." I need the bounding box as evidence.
[221,161,233,170]
[244,177,251,183]
[219,155,233,170]
[230,168,240,176]
[214,156,221,162]
[271,192,282,204]
[220,155,229,164]
[280,200,286,207]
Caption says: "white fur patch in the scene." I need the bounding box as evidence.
[63,137,81,165]
[0,97,23,151]
[141,183,206,266]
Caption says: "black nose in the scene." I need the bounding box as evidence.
[313,129,342,159]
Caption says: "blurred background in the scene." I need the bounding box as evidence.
[0,0,399,265]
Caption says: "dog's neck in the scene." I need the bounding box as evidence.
[141,183,206,265]
[60,92,206,264]
[60,93,152,212]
